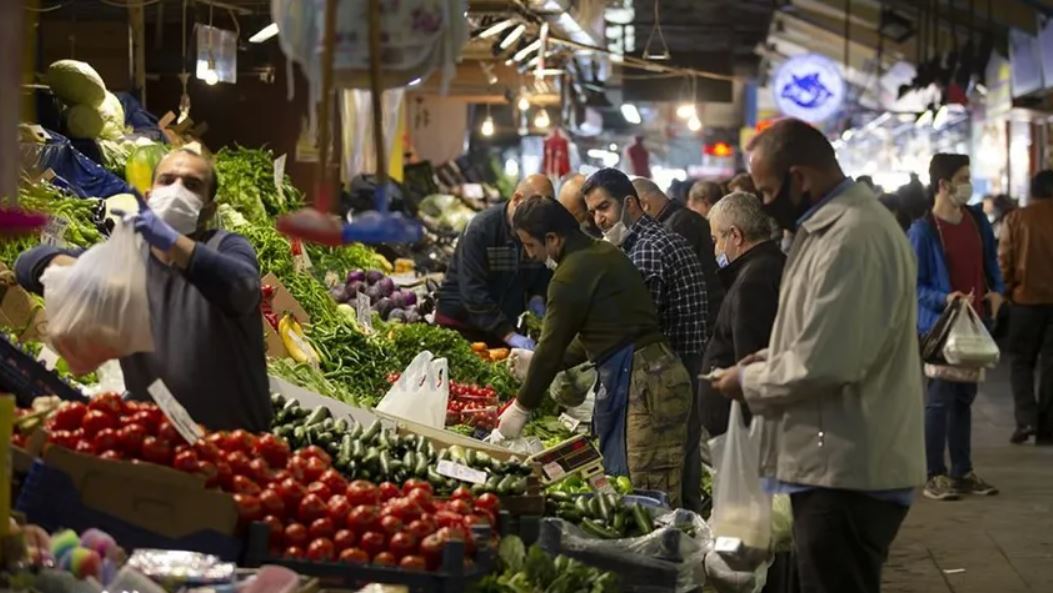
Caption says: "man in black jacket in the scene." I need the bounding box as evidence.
[634,178,724,334]
[698,191,785,436]
[435,175,554,349]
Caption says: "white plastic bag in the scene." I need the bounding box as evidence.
[943,299,1000,367]
[40,220,153,375]
[710,401,771,554]
[375,351,448,428]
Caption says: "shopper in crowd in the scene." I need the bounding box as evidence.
[582,168,709,510]
[557,173,601,238]
[492,198,692,506]
[983,193,1017,241]
[632,177,725,334]
[713,118,925,593]
[855,174,878,193]
[16,149,272,431]
[697,191,784,437]
[726,172,758,196]
[879,192,912,232]
[686,180,724,218]
[435,174,554,350]
[999,170,1053,445]
[909,153,1004,501]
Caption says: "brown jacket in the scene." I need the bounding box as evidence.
[999,200,1053,305]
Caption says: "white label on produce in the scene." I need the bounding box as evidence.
[355,293,374,332]
[37,345,60,371]
[558,413,584,433]
[148,379,204,444]
[273,153,287,200]
[542,461,566,481]
[436,460,488,485]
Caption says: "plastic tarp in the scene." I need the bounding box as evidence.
[20,129,131,198]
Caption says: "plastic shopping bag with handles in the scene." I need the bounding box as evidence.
[710,400,771,558]
[40,219,153,375]
[375,350,449,428]
[943,298,1000,367]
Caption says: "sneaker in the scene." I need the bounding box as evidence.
[955,472,999,496]
[1010,426,1035,445]
[923,475,961,501]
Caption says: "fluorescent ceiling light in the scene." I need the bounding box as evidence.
[408,77,423,87]
[513,39,542,62]
[621,103,641,124]
[479,18,515,39]
[500,24,527,50]
[249,23,279,43]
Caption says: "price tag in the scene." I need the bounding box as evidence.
[714,536,743,554]
[323,270,341,289]
[273,153,287,202]
[558,413,584,433]
[587,473,616,495]
[355,293,374,332]
[542,461,566,481]
[435,460,488,485]
[147,379,204,445]
[40,216,69,247]
[37,346,60,371]
[291,239,313,274]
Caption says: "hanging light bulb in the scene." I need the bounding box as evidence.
[517,95,530,111]
[481,115,495,137]
[534,108,551,129]
[202,67,219,86]
[687,116,702,132]
[676,103,696,120]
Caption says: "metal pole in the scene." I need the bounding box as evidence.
[369,0,388,191]
[0,0,25,204]
[316,0,338,213]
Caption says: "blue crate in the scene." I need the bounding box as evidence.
[15,461,243,561]
[0,334,86,406]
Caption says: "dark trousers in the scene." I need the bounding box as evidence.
[679,351,705,512]
[1008,304,1053,437]
[791,489,909,593]
[924,379,977,478]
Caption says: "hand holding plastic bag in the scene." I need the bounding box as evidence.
[375,351,449,428]
[40,220,153,375]
[710,401,771,556]
[943,298,1000,367]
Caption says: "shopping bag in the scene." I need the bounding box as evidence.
[40,219,153,375]
[943,299,1000,367]
[920,299,962,364]
[710,400,771,554]
[375,351,449,428]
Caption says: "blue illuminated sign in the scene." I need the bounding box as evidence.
[773,53,845,122]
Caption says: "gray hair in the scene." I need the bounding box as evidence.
[708,191,771,243]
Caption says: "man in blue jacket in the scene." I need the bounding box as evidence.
[909,153,1005,501]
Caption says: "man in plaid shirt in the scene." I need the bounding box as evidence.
[582,167,710,511]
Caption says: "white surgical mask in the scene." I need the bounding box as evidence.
[544,256,558,270]
[601,200,632,247]
[952,182,973,206]
[149,182,204,234]
[716,252,729,268]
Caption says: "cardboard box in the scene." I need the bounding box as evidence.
[376,410,520,462]
[0,283,46,342]
[261,273,310,360]
[269,375,380,427]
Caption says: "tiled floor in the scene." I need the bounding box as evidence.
[882,364,1053,593]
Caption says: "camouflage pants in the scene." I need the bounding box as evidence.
[626,342,692,508]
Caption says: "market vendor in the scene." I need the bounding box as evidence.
[435,174,555,349]
[493,197,692,507]
[15,148,272,432]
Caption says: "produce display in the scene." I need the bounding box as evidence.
[46,60,125,141]
[544,492,659,540]
[214,145,302,223]
[545,474,633,496]
[330,269,428,324]
[472,535,619,593]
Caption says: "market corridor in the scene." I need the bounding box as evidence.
[883,363,1053,593]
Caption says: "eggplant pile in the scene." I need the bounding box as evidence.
[329,269,431,324]
[270,394,532,495]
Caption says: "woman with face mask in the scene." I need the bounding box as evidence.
[908,153,1007,502]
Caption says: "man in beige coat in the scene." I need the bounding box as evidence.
[714,118,925,593]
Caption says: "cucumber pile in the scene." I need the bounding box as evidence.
[545,491,656,540]
[270,394,531,495]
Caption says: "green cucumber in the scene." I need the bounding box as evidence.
[581,519,620,539]
[631,503,654,535]
[304,406,331,426]
[362,420,381,442]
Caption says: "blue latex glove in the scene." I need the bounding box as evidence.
[528,295,546,317]
[131,204,180,251]
[506,332,536,350]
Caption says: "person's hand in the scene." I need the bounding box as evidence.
[131,204,180,251]
[946,291,968,305]
[985,291,1005,317]
[713,364,744,400]
[528,295,546,317]
[496,400,530,439]
[505,332,536,350]
[738,349,769,366]
[508,348,534,382]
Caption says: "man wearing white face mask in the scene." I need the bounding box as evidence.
[909,153,1005,501]
[15,149,271,432]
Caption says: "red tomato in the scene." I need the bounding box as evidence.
[270,469,292,486]
[359,531,386,558]
[140,436,173,465]
[339,547,368,564]
[298,445,331,465]
[303,456,328,483]
[286,456,309,482]
[284,546,304,559]
[284,523,308,547]
[419,533,445,570]
[47,429,76,449]
[333,529,357,551]
[254,434,290,468]
[464,513,492,529]
[318,469,348,494]
[233,493,262,523]
[51,402,87,431]
[260,488,286,517]
[98,449,123,461]
[450,486,474,504]
[261,514,284,547]
[74,439,96,455]
[473,492,500,512]
[192,440,221,462]
[309,517,335,540]
[276,478,307,510]
[406,520,433,541]
[447,499,472,517]
[402,479,433,496]
[326,495,352,524]
[434,510,464,530]
[225,451,252,476]
[437,526,467,544]
[345,480,379,507]
[407,488,434,513]
[196,460,219,488]
[215,460,234,491]
[92,428,118,453]
[306,538,335,561]
[232,475,262,496]
[399,554,427,571]
[157,421,184,446]
[377,481,401,502]
[81,410,116,437]
[172,449,199,473]
[346,505,379,532]
[88,393,124,416]
[247,459,273,484]
[372,551,397,566]
[129,409,162,432]
[298,493,327,523]
[306,481,332,502]
[115,423,146,456]
[378,515,403,536]
[389,532,417,559]
[227,429,258,454]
